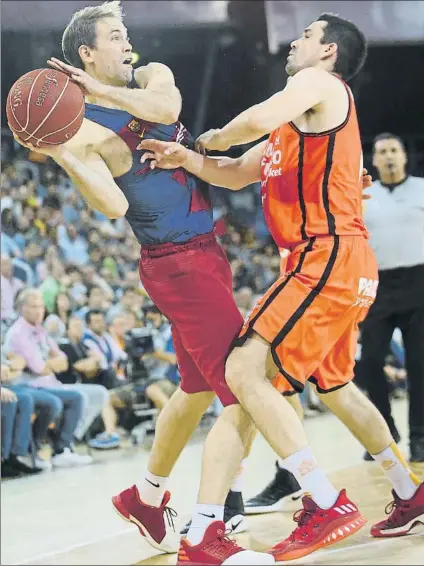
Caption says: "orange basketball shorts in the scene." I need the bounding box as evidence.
[234,235,379,394]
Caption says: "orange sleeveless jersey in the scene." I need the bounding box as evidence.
[260,81,368,250]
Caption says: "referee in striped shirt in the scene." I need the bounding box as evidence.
[357,133,424,462]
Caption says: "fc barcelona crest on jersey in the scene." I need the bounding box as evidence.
[128,119,141,134]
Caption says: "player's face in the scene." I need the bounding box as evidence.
[373,138,407,177]
[91,18,133,85]
[286,20,331,76]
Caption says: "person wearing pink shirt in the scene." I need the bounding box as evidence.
[3,289,93,468]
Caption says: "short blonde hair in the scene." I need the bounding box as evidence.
[62,1,124,69]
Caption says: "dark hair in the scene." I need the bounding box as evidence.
[43,195,62,210]
[86,309,105,325]
[65,265,81,275]
[316,13,367,81]
[53,291,73,318]
[372,133,406,152]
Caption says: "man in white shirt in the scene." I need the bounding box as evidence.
[358,133,424,462]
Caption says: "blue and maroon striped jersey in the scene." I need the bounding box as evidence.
[85,103,213,246]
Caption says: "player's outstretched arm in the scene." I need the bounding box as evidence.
[138,139,266,190]
[13,134,128,219]
[196,68,331,151]
[48,58,181,125]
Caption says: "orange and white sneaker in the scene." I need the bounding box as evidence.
[270,490,367,561]
[177,521,275,565]
[371,483,424,538]
[112,485,179,553]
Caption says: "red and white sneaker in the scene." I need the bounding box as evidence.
[112,485,179,553]
[270,490,367,561]
[177,521,275,565]
[371,482,424,538]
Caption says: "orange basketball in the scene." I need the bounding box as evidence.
[6,68,85,148]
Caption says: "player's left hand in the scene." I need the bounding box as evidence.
[47,57,107,98]
[195,129,230,153]
[361,168,372,200]
[12,133,65,159]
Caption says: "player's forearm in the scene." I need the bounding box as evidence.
[213,107,269,149]
[99,84,181,125]
[55,150,128,218]
[182,150,248,190]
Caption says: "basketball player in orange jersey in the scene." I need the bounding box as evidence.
[140,13,424,563]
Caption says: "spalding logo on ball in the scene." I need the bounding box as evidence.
[6,68,85,148]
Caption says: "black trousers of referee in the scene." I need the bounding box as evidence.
[355,264,424,448]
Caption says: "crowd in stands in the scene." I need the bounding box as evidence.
[1,136,407,480]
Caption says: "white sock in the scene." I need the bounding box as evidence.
[137,471,168,507]
[282,446,339,509]
[372,442,420,500]
[186,504,224,545]
[231,458,248,492]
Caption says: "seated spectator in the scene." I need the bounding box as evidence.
[61,192,81,225]
[1,364,42,478]
[44,290,73,342]
[142,304,180,413]
[82,310,127,390]
[57,224,89,265]
[22,241,44,282]
[1,255,24,322]
[108,312,132,378]
[80,265,115,303]
[3,289,94,468]
[99,267,121,296]
[39,259,65,314]
[124,310,139,333]
[122,270,143,290]
[63,265,87,308]
[58,316,121,450]
[10,255,35,288]
[107,286,145,324]
[75,286,110,321]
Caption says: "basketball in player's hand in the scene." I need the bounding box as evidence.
[6,68,85,149]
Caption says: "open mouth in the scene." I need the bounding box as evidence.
[123,56,133,66]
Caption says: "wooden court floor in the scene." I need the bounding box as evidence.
[2,398,423,565]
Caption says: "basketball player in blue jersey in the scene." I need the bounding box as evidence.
[14,3,379,565]
[13,1,275,564]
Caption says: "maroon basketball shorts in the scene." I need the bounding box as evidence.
[139,233,243,406]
